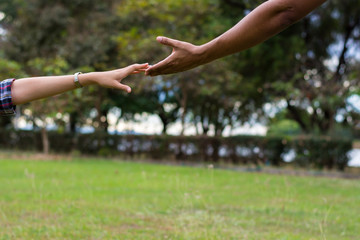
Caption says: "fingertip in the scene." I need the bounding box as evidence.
[134,63,149,70]
[157,36,164,43]
[127,87,132,93]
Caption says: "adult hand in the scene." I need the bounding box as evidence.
[90,63,149,93]
[146,37,205,76]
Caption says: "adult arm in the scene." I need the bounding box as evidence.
[146,0,327,76]
[11,63,148,105]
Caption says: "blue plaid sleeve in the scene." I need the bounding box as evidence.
[0,79,16,116]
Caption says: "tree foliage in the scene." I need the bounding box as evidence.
[1,0,359,138]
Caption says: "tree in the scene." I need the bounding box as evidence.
[1,0,120,133]
[220,0,360,135]
[113,0,245,136]
[266,1,360,134]
[24,57,71,154]
[3,0,359,140]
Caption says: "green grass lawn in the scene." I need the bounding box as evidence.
[0,158,359,240]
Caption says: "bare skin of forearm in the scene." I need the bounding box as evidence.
[12,74,95,105]
[201,0,327,63]
[11,63,149,105]
[145,0,326,76]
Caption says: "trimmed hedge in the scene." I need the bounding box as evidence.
[0,130,352,170]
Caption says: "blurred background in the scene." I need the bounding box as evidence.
[1,0,360,170]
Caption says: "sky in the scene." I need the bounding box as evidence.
[0,12,5,36]
[14,110,267,136]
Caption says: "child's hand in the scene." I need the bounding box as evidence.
[86,63,149,93]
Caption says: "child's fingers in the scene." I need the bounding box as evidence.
[131,68,149,75]
[112,81,132,93]
[125,63,149,75]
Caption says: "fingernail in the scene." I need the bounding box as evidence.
[127,87,131,93]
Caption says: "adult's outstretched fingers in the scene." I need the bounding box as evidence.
[157,36,182,49]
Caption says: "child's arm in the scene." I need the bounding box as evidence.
[146,0,326,76]
[0,63,148,116]
[12,63,148,105]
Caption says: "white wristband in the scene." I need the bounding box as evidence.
[74,72,83,88]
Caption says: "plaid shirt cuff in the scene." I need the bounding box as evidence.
[0,79,16,116]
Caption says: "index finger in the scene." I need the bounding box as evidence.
[126,63,149,74]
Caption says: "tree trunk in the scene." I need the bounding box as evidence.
[180,91,188,136]
[158,110,169,135]
[201,103,211,136]
[286,100,310,133]
[41,127,50,155]
[101,109,109,132]
[69,111,78,133]
[194,117,200,136]
[95,89,109,132]
[160,117,168,135]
